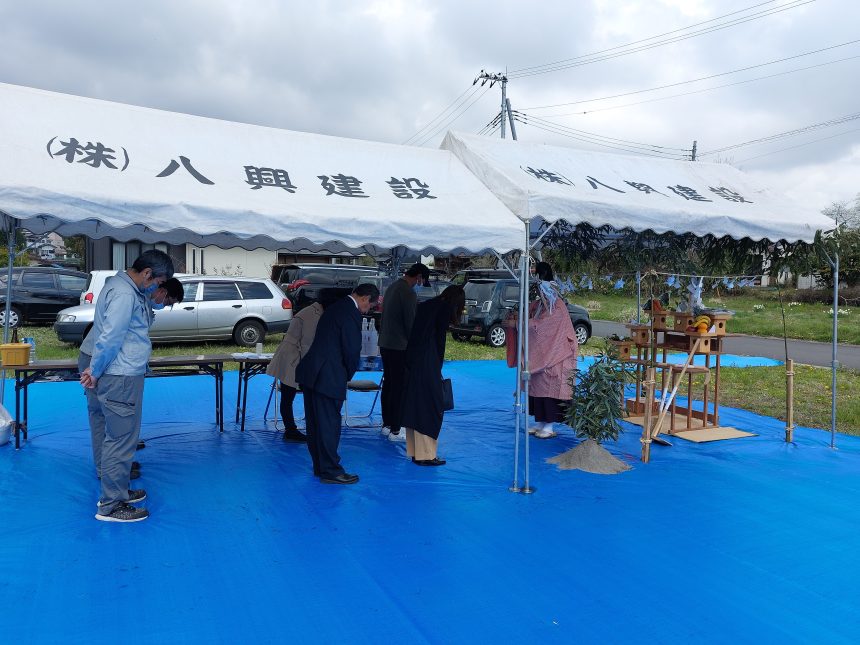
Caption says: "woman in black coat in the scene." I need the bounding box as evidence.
[400,285,465,466]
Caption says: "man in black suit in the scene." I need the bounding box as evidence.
[296,283,380,484]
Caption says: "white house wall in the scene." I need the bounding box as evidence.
[186,245,277,279]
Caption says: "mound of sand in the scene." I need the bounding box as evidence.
[547,438,631,475]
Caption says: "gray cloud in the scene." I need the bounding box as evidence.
[0,0,857,211]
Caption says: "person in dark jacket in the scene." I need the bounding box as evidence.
[401,285,465,466]
[295,283,379,484]
[378,262,430,441]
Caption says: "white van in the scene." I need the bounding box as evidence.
[81,270,191,304]
[80,270,118,304]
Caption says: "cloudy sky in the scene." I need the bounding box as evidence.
[0,0,857,213]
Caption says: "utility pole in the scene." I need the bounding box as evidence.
[691,140,697,161]
[474,70,510,139]
[506,98,517,141]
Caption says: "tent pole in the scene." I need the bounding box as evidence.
[509,248,525,492]
[830,252,839,449]
[521,219,534,493]
[1,217,17,407]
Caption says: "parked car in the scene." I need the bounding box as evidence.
[451,268,515,284]
[271,263,384,312]
[449,278,592,348]
[0,266,88,327]
[54,275,292,346]
[357,275,453,327]
[80,269,191,305]
[79,269,117,305]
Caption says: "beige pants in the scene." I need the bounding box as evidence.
[405,428,437,461]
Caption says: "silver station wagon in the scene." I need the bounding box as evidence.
[55,275,292,347]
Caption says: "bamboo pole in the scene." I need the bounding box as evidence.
[786,358,795,443]
[650,338,702,439]
[640,367,655,463]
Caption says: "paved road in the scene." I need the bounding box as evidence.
[591,320,860,370]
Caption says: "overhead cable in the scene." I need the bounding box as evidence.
[402,85,478,145]
[512,114,689,159]
[522,39,860,111]
[514,111,690,154]
[536,54,860,117]
[412,85,493,147]
[701,111,860,155]
[507,0,814,78]
[736,126,860,163]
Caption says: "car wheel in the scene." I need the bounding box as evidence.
[486,324,506,348]
[233,319,265,347]
[574,323,590,345]
[0,306,22,328]
[451,332,471,342]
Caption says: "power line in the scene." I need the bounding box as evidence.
[511,113,690,158]
[536,54,860,117]
[514,110,690,153]
[736,126,860,163]
[509,0,781,75]
[522,39,860,111]
[477,111,503,136]
[412,85,493,146]
[700,111,860,155]
[507,0,814,78]
[402,85,477,145]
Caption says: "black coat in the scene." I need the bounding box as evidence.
[295,296,361,401]
[400,298,451,440]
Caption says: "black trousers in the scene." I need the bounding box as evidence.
[380,347,407,433]
[303,388,345,478]
[279,384,298,431]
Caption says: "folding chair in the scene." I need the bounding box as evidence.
[264,378,303,430]
[342,375,383,428]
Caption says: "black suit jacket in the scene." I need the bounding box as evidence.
[295,296,361,401]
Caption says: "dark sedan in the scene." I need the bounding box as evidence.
[0,266,88,327]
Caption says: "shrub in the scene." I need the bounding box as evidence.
[564,347,630,444]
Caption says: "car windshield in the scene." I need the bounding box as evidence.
[464,281,495,302]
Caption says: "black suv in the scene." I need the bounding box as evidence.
[0,266,88,327]
[450,278,592,348]
[271,263,384,312]
[357,275,453,327]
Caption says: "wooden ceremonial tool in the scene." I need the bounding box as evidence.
[650,338,702,441]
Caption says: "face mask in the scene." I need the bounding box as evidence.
[142,283,159,295]
[151,301,166,310]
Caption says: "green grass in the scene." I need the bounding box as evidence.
[9,325,858,436]
[571,291,857,344]
[686,364,860,436]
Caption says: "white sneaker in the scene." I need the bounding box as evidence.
[381,426,391,437]
[534,424,557,439]
[388,430,406,442]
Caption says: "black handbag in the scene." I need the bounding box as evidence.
[441,378,454,411]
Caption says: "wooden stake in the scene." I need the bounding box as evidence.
[786,358,795,443]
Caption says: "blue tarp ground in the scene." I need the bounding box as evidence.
[1,358,859,644]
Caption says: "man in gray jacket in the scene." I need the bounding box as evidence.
[79,250,174,522]
[378,262,429,441]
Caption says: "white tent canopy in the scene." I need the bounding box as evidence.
[0,84,522,254]
[442,131,833,243]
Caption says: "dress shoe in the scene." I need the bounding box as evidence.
[413,457,446,466]
[320,473,359,485]
[282,429,307,443]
